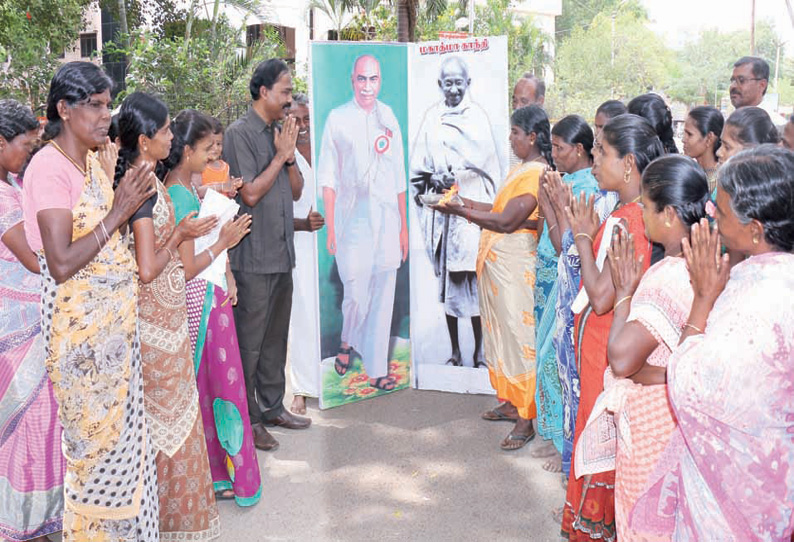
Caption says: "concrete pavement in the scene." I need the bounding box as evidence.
[217,388,566,541]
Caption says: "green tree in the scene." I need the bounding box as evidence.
[555,0,646,38]
[665,20,785,107]
[0,0,93,108]
[474,0,551,84]
[115,19,283,119]
[550,11,671,119]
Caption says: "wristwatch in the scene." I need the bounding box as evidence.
[285,158,296,167]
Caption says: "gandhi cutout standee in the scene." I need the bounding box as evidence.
[411,56,504,367]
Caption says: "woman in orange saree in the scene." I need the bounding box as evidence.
[436,105,550,451]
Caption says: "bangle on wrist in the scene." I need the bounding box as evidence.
[574,232,593,243]
[683,322,704,334]
[164,247,175,261]
[284,158,296,167]
[92,229,103,251]
[548,224,557,232]
[99,219,110,243]
[205,247,216,261]
[613,295,632,311]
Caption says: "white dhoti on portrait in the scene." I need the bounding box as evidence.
[318,98,406,380]
[289,151,321,397]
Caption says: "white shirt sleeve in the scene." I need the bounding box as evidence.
[317,109,339,191]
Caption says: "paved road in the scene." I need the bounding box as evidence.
[218,388,566,541]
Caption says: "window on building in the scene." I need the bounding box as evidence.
[246,24,296,63]
[80,33,98,58]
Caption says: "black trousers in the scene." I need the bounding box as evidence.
[233,270,293,424]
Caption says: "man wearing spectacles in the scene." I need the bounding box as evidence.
[730,56,786,127]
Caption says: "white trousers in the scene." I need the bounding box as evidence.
[336,208,397,380]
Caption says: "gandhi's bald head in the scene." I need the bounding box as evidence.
[351,54,381,112]
[438,56,470,108]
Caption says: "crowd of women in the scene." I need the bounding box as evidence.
[0,58,793,542]
[432,92,794,540]
[1,61,261,541]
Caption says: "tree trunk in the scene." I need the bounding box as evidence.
[210,0,221,46]
[116,0,129,42]
[185,0,198,44]
[396,0,416,43]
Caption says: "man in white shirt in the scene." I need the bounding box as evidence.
[288,93,324,415]
[410,56,503,367]
[317,54,409,390]
[730,56,787,127]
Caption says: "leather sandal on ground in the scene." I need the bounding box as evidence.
[334,346,353,376]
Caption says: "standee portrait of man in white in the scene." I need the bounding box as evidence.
[410,55,503,367]
[318,54,409,391]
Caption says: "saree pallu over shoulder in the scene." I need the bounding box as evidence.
[138,179,220,540]
[476,161,543,278]
[137,180,198,458]
[631,252,794,542]
[40,152,158,539]
[0,179,65,542]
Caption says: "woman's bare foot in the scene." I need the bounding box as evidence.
[542,453,563,473]
[530,439,557,458]
[500,417,535,451]
[290,395,307,415]
[551,505,564,524]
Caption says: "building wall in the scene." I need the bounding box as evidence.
[62,6,103,63]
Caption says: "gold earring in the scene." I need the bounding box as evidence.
[752,236,760,245]
[623,168,632,184]
[665,220,671,228]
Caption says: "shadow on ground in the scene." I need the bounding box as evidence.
[218,388,565,541]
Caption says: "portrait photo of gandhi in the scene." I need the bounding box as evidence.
[311,42,411,409]
[408,38,510,393]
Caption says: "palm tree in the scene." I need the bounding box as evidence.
[309,0,356,40]
[395,0,458,42]
[184,0,270,44]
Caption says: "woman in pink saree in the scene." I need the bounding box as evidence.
[631,144,794,541]
[591,155,709,540]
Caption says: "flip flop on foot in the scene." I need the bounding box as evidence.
[530,440,558,458]
[481,405,519,422]
[542,455,563,473]
[334,346,353,376]
[500,427,535,451]
[370,376,396,391]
